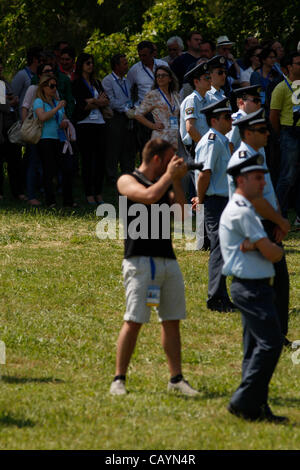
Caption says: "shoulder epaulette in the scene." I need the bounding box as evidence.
[235,200,247,207]
[239,151,247,159]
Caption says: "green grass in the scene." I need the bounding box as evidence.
[0,196,300,450]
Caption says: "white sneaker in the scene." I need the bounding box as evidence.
[110,379,127,395]
[293,216,300,226]
[167,379,199,397]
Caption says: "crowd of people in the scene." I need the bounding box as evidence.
[0,34,299,212]
[1,31,300,424]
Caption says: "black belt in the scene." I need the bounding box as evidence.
[233,277,274,286]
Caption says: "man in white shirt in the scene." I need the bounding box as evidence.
[102,54,136,184]
[127,41,168,152]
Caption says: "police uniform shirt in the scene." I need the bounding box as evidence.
[194,128,231,197]
[127,59,168,105]
[179,91,209,145]
[219,193,275,279]
[226,109,247,151]
[206,86,226,104]
[227,141,278,213]
[102,73,132,113]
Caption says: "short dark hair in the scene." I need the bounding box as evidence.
[60,46,76,60]
[142,138,173,164]
[186,31,202,42]
[285,51,300,67]
[137,41,154,53]
[205,113,221,128]
[54,40,69,51]
[200,39,216,52]
[110,53,126,70]
[26,46,43,65]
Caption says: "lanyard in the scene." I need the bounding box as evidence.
[273,63,297,96]
[142,63,155,81]
[82,78,95,97]
[150,257,156,280]
[111,73,129,98]
[24,67,33,80]
[157,88,176,114]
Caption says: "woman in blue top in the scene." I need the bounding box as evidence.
[33,73,74,207]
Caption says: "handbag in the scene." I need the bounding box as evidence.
[20,108,43,144]
[7,120,26,145]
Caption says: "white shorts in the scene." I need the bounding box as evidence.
[122,256,186,324]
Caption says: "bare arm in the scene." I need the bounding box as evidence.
[135,113,164,131]
[251,197,290,239]
[35,100,66,122]
[255,237,284,263]
[186,118,202,143]
[197,170,211,204]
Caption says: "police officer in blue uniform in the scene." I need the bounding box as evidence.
[206,55,227,104]
[228,109,291,345]
[219,153,288,423]
[226,85,262,151]
[179,61,212,155]
[194,98,235,312]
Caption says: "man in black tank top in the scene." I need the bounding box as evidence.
[110,138,199,396]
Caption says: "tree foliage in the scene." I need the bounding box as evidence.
[0,0,299,77]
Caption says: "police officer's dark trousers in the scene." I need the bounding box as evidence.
[262,220,289,337]
[230,278,283,416]
[204,195,230,302]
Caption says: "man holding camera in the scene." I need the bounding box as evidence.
[110,138,199,397]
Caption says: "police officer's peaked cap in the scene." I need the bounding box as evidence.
[184,61,209,84]
[233,85,262,99]
[227,153,268,177]
[207,55,227,70]
[232,108,266,127]
[201,97,232,116]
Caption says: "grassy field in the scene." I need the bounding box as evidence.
[0,187,300,450]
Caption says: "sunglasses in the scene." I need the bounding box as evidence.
[85,61,93,66]
[216,70,227,75]
[246,97,261,104]
[47,83,57,89]
[201,74,211,81]
[247,126,269,134]
[156,73,170,79]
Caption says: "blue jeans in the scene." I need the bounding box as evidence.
[276,127,300,217]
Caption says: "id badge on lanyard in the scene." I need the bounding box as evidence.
[146,257,160,307]
[169,116,178,129]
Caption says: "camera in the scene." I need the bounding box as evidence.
[186,162,203,171]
